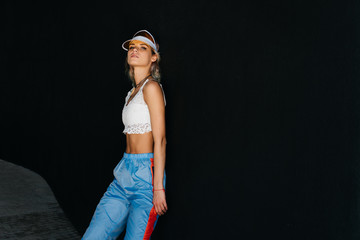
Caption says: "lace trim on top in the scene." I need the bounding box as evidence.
[123,123,151,134]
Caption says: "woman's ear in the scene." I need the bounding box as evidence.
[151,54,157,63]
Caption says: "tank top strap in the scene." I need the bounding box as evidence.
[140,79,150,92]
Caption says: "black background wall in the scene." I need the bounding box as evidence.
[2,1,360,239]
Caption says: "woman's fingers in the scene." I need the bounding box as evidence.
[155,201,166,215]
[162,201,168,211]
[153,191,167,215]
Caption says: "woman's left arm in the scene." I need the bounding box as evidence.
[143,81,168,216]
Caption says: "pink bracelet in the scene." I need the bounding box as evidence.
[153,189,165,192]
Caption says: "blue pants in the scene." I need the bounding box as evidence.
[82,153,165,240]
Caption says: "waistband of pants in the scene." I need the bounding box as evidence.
[123,152,154,159]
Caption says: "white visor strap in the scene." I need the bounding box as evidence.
[124,36,157,52]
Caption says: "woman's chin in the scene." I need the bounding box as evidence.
[128,61,149,68]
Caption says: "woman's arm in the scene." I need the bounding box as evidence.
[143,80,167,216]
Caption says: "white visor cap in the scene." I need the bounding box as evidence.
[122,30,158,52]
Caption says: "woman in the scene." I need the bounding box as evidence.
[82,30,167,240]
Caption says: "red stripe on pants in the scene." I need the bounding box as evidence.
[143,157,157,239]
[150,158,154,186]
[143,207,158,239]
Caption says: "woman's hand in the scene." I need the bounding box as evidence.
[153,190,167,216]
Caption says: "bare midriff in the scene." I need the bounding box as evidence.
[125,131,154,154]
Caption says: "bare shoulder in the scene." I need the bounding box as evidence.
[143,80,163,96]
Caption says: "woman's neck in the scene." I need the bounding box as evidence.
[133,67,151,85]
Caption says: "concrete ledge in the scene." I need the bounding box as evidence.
[0,159,80,240]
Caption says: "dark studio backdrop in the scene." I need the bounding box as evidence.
[2,0,360,239]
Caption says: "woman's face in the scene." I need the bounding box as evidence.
[127,40,157,68]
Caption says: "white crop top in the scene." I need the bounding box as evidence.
[122,79,166,134]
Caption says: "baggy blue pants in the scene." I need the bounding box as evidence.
[82,153,165,240]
